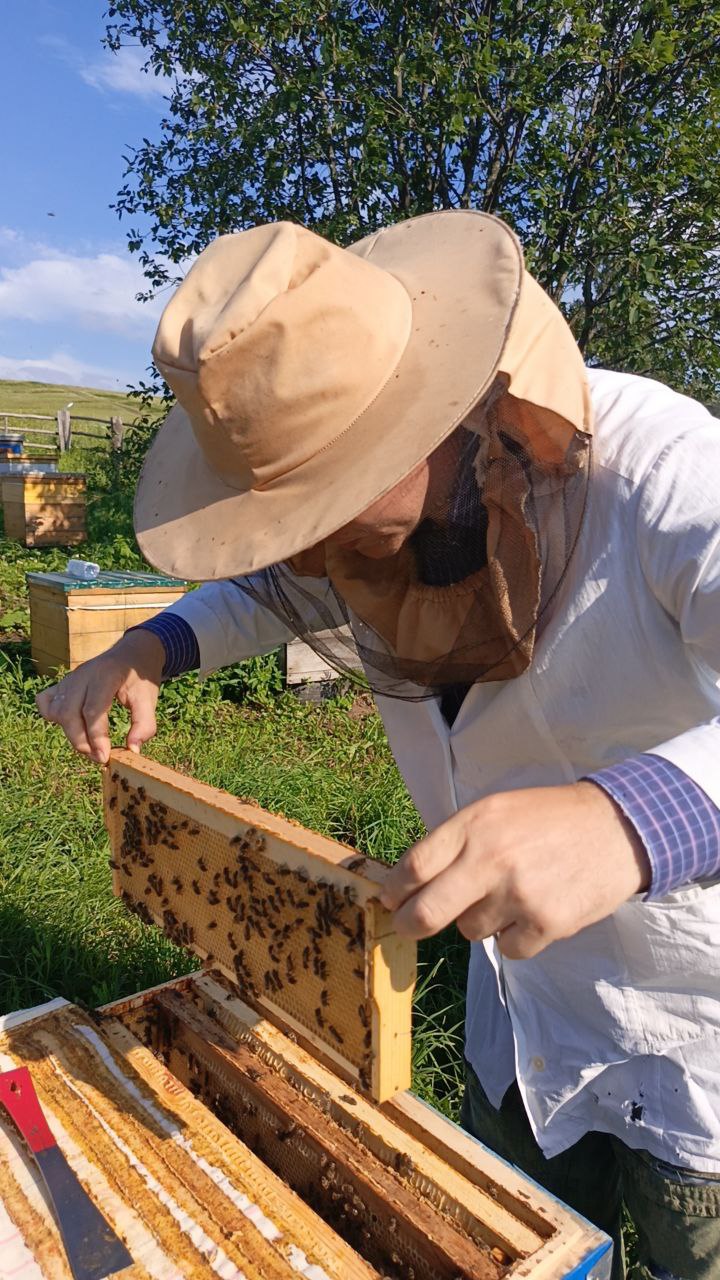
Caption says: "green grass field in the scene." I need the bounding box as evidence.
[0,378,467,1116]
[0,379,140,423]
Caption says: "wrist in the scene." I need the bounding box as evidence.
[577,780,651,894]
[115,627,166,680]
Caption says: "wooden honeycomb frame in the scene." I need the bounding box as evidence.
[103,748,416,1101]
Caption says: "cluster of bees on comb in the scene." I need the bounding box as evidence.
[108,772,376,1089]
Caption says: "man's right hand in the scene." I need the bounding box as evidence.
[35,629,166,764]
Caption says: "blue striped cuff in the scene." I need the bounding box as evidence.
[128,614,200,680]
[587,754,720,899]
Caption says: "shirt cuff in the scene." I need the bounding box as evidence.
[586,754,720,899]
[127,614,200,680]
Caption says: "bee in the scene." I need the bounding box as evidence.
[328,1025,344,1045]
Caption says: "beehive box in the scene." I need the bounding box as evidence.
[0,752,611,1277]
[0,983,611,1279]
[0,454,58,476]
[285,630,360,686]
[1,472,85,547]
[26,570,188,677]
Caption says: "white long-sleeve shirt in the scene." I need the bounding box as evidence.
[159,369,720,1170]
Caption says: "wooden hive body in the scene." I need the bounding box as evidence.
[26,571,187,676]
[104,749,416,1102]
[0,985,610,1279]
[1,472,86,547]
[284,630,360,687]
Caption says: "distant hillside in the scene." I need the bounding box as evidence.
[0,379,158,424]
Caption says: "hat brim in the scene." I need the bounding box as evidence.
[134,210,523,580]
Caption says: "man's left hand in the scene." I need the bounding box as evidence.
[379,782,651,959]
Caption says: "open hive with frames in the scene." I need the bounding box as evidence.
[0,749,611,1279]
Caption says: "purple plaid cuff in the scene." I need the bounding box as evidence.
[128,614,200,680]
[587,754,720,899]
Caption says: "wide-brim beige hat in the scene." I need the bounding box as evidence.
[134,211,525,580]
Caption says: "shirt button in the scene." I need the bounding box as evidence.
[531,1056,546,1072]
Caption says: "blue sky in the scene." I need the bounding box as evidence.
[0,2,174,389]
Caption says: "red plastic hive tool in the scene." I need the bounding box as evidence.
[0,1066,132,1280]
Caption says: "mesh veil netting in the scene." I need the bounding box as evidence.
[232,385,591,699]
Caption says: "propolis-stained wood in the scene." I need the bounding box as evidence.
[0,997,380,1280]
[103,972,612,1280]
[103,748,416,1102]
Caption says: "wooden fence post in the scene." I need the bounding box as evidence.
[56,409,72,452]
[110,415,126,485]
[110,416,126,451]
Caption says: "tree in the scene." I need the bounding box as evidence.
[108,0,720,399]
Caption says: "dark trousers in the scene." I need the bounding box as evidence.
[461,1062,720,1280]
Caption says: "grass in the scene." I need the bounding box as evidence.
[0,378,163,457]
[0,379,146,423]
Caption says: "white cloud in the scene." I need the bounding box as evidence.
[80,44,173,101]
[0,351,132,390]
[41,35,173,102]
[0,250,162,336]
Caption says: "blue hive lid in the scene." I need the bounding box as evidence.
[25,569,188,592]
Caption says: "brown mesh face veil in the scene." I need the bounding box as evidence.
[234,273,593,699]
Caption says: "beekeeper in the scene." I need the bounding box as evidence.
[37,213,720,1277]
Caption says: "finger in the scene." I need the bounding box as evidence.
[495,920,547,961]
[455,897,512,943]
[379,816,470,911]
[391,854,489,939]
[36,684,72,724]
[53,701,93,756]
[124,688,157,754]
[81,692,111,764]
[36,684,94,755]
[35,688,54,719]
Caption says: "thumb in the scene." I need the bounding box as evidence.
[125,689,157,753]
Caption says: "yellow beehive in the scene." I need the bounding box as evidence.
[26,569,188,676]
[1,471,85,547]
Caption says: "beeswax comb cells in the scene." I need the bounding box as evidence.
[103,749,416,1101]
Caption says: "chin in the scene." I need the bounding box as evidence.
[358,538,405,560]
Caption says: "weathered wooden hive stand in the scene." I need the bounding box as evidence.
[0,751,611,1279]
